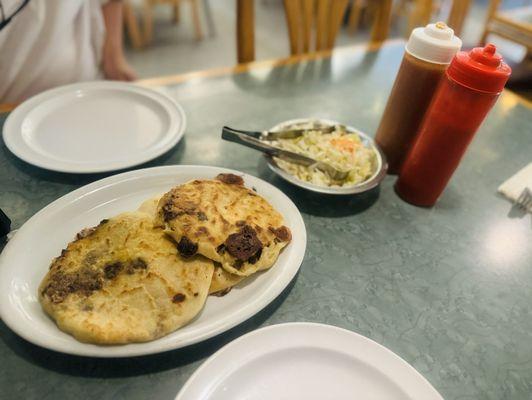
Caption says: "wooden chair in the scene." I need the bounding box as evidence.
[368,0,394,43]
[407,0,434,33]
[283,0,350,54]
[446,0,472,36]
[237,0,255,63]
[123,0,215,49]
[123,1,144,49]
[143,0,203,45]
[347,0,365,34]
[348,0,393,40]
[349,0,436,37]
[405,0,471,37]
[481,0,532,52]
[236,0,393,63]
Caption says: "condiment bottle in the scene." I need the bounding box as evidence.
[395,43,511,207]
[375,22,462,174]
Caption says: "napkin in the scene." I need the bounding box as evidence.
[498,162,532,211]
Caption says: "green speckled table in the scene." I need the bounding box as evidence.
[1,41,532,400]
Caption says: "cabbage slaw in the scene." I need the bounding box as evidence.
[272,125,377,187]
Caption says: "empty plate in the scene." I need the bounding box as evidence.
[176,322,443,400]
[3,81,186,173]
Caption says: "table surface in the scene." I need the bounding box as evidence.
[1,41,531,400]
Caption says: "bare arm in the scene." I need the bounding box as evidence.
[101,1,137,81]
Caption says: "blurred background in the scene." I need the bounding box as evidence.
[124,0,532,98]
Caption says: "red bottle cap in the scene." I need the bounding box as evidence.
[446,43,511,94]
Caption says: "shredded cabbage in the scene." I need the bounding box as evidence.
[272,125,377,187]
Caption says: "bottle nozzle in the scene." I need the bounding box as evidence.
[406,22,462,64]
[424,22,454,40]
[483,43,496,55]
[469,43,501,67]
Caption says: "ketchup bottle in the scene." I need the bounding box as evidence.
[395,44,511,207]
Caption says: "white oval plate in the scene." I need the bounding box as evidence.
[3,81,186,173]
[0,166,306,357]
[176,323,443,400]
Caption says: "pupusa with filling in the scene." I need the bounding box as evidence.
[155,174,292,277]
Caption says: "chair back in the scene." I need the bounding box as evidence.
[284,0,349,54]
[481,0,532,50]
[237,0,393,63]
[407,0,472,37]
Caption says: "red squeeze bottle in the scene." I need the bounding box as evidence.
[395,43,511,207]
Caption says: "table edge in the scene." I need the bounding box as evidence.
[134,39,532,110]
[1,39,530,113]
[135,39,406,87]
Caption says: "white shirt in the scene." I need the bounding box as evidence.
[0,0,105,102]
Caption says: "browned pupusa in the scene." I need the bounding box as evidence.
[38,212,214,344]
[155,174,291,277]
[138,195,245,296]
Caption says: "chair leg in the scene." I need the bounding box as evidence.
[301,0,314,52]
[327,0,349,49]
[348,0,363,34]
[480,0,501,45]
[408,0,432,35]
[393,0,408,19]
[419,0,432,26]
[173,0,180,23]
[190,0,204,40]
[123,0,143,49]
[316,0,329,51]
[447,0,472,37]
[284,0,301,55]
[203,0,216,36]
[479,31,488,45]
[143,0,154,45]
[370,0,392,43]
[237,0,255,63]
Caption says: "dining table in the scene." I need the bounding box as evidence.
[1,39,531,400]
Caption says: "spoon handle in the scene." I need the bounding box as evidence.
[221,127,316,166]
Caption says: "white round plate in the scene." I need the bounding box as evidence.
[3,81,186,173]
[176,323,443,400]
[0,166,306,357]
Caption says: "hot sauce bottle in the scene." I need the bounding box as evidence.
[395,44,511,207]
[375,22,462,174]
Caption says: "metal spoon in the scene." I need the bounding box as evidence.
[221,126,350,181]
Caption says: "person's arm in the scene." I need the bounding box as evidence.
[101,1,137,81]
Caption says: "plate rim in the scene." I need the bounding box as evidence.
[175,322,444,400]
[0,165,306,357]
[2,81,186,174]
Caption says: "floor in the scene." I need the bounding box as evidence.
[125,0,531,84]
